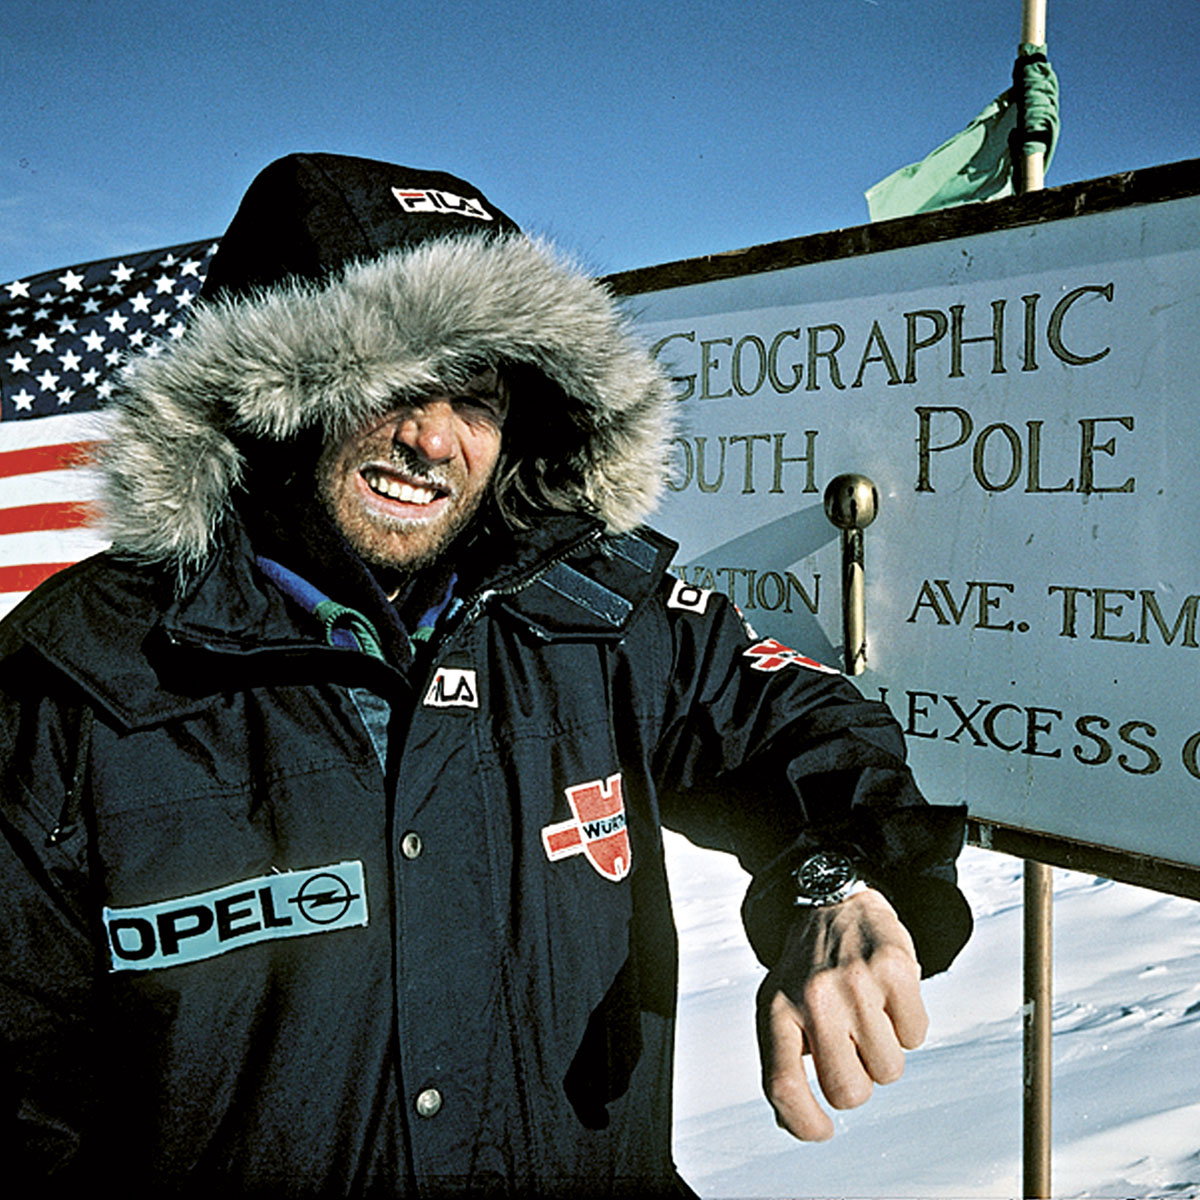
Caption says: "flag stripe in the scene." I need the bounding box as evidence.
[0,563,78,592]
[0,528,110,568]
[0,441,101,478]
[0,501,96,535]
[0,411,113,450]
[0,468,101,508]
[0,592,27,620]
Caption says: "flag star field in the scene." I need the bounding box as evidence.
[0,240,217,612]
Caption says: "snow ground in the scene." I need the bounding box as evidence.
[668,835,1200,1199]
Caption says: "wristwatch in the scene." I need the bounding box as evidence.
[792,850,871,908]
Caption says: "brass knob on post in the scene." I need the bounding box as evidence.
[823,474,879,675]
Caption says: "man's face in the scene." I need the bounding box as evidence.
[316,370,507,575]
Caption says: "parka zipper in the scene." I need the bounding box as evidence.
[46,702,94,848]
[436,524,606,647]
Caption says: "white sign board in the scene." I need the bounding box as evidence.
[618,167,1200,882]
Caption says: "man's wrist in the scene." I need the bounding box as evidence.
[791,850,871,908]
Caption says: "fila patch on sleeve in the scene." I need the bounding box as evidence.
[103,861,368,972]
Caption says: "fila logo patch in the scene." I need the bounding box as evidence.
[668,578,712,614]
[391,187,494,220]
[744,637,840,675]
[541,772,631,882]
[424,667,479,708]
[103,861,368,973]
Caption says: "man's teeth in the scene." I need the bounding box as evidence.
[364,469,438,504]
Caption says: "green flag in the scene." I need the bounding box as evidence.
[865,44,1058,222]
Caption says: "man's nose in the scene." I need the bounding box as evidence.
[394,398,456,464]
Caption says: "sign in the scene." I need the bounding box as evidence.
[611,161,1200,891]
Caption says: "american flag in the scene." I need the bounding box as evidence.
[0,239,218,618]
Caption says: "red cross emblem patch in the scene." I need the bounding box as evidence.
[744,637,840,675]
[541,773,631,882]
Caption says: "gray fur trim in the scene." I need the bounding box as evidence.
[99,234,677,571]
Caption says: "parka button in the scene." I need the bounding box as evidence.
[401,831,423,860]
[415,1087,442,1118]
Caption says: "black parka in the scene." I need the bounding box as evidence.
[0,512,969,1197]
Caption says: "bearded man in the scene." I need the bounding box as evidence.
[0,153,971,1198]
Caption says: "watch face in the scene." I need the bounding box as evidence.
[794,851,856,900]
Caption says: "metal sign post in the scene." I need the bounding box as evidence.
[1018,3,1052,1194]
[823,474,878,675]
[1023,861,1053,1197]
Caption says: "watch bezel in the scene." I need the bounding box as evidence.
[792,850,866,907]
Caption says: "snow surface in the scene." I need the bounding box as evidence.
[668,835,1200,1199]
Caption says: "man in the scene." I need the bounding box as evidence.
[0,153,971,1197]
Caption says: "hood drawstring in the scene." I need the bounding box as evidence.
[313,599,386,662]
[257,556,388,662]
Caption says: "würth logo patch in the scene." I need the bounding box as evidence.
[391,187,494,220]
[744,637,840,675]
[541,773,631,882]
[424,667,479,708]
[102,861,368,973]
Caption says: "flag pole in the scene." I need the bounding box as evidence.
[1019,0,1048,192]
[1018,7,1052,1196]
[1023,859,1053,1198]
[1015,0,1053,1183]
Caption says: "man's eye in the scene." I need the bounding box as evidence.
[454,396,505,424]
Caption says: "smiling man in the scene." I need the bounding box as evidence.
[315,369,508,582]
[0,153,972,1198]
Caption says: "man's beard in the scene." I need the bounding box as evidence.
[317,441,490,580]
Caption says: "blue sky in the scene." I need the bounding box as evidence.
[3,0,1197,284]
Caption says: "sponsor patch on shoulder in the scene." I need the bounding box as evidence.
[744,637,840,675]
[103,861,368,973]
[667,578,713,614]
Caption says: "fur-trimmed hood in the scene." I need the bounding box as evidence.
[99,231,676,575]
